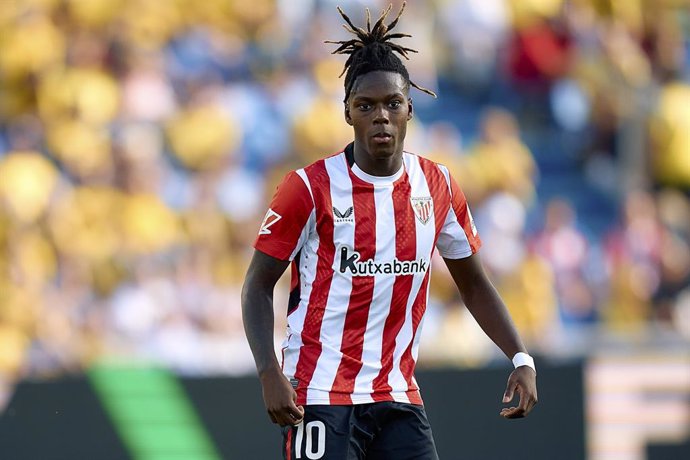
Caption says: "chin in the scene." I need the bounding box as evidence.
[374,148,396,159]
[369,143,398,158]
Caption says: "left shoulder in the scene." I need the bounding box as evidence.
[403,151,451,185]
[403,151,449,171]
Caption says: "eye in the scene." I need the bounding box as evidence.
[389,100,402,109]
[357,103,371,111]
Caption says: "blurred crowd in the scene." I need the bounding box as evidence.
[1,0,689,407]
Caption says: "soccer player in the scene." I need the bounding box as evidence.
[242,4,538,459]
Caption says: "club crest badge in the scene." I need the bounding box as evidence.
[410,196,433,225]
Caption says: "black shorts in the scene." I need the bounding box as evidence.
[281,401,439,460]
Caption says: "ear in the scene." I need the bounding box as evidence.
[407,97,413,121]
[344,104,353,126]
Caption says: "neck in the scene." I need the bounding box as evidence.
[352,142,403,177]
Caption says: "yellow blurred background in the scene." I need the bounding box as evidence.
[1,4,689,456]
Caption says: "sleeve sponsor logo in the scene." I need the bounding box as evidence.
[259,208,282,235]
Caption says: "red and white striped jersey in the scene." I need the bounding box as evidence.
[254,146,481,406]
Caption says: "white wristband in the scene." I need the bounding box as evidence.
[512,352,536,373]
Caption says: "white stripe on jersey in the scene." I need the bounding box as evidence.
[295,168,314,201]
[410,308,428,375]
[437,203,473,258]
[282,169,318,380]
[351,181,397,402]
[306,154,354,403]
[289,169,315,261]
[437,163,452,192]
[289,212,315,262]
[435,163,473,258]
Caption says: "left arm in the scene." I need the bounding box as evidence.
[443,253,538,419]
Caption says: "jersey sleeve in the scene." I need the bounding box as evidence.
[435,173,482,259]
[254,170,314,261]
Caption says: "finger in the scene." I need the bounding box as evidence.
[500,406,526,419]
[523,391,538,415]
[288,403,304,421]
[520,398,537,417]
[288,410,304,425]
[290,391,304,420]
[276,404,304,426]
[269,405,297,426]
[503,378,516,403]
[500,406,518,415]
[275,409,295,427]
[517,385,530,412]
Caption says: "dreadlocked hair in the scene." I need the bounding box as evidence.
[325,2,437,103]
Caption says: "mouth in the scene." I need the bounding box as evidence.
[372,132,393,144]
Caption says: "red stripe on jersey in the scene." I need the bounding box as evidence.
[254,171,314,261]
[449,175,481,253]
[290,262,299,292]
[329,177,377,404]
[399,268,431,401]
[417,158,451,239]
[286,427,293,460]
[371,177,417,401]
[294,160,335,404]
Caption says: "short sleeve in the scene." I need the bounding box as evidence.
[254,171,314,261]
[435,174,482,259]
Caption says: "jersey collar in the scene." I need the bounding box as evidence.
[345,142,405,186]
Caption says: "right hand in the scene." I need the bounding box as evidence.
[260,367,305,426]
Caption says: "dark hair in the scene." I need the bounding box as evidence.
[325,2,436,103]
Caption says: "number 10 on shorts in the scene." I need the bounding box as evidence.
[294,420,326,459]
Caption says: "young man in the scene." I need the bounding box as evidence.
[242,4,537,459]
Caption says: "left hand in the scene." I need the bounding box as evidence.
[500,366,538,419]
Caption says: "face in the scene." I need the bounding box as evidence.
[345,71,413,173]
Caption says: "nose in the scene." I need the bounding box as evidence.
[373,105,389,124]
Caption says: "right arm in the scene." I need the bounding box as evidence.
[242,249,304,426]
[243,170,314,426]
